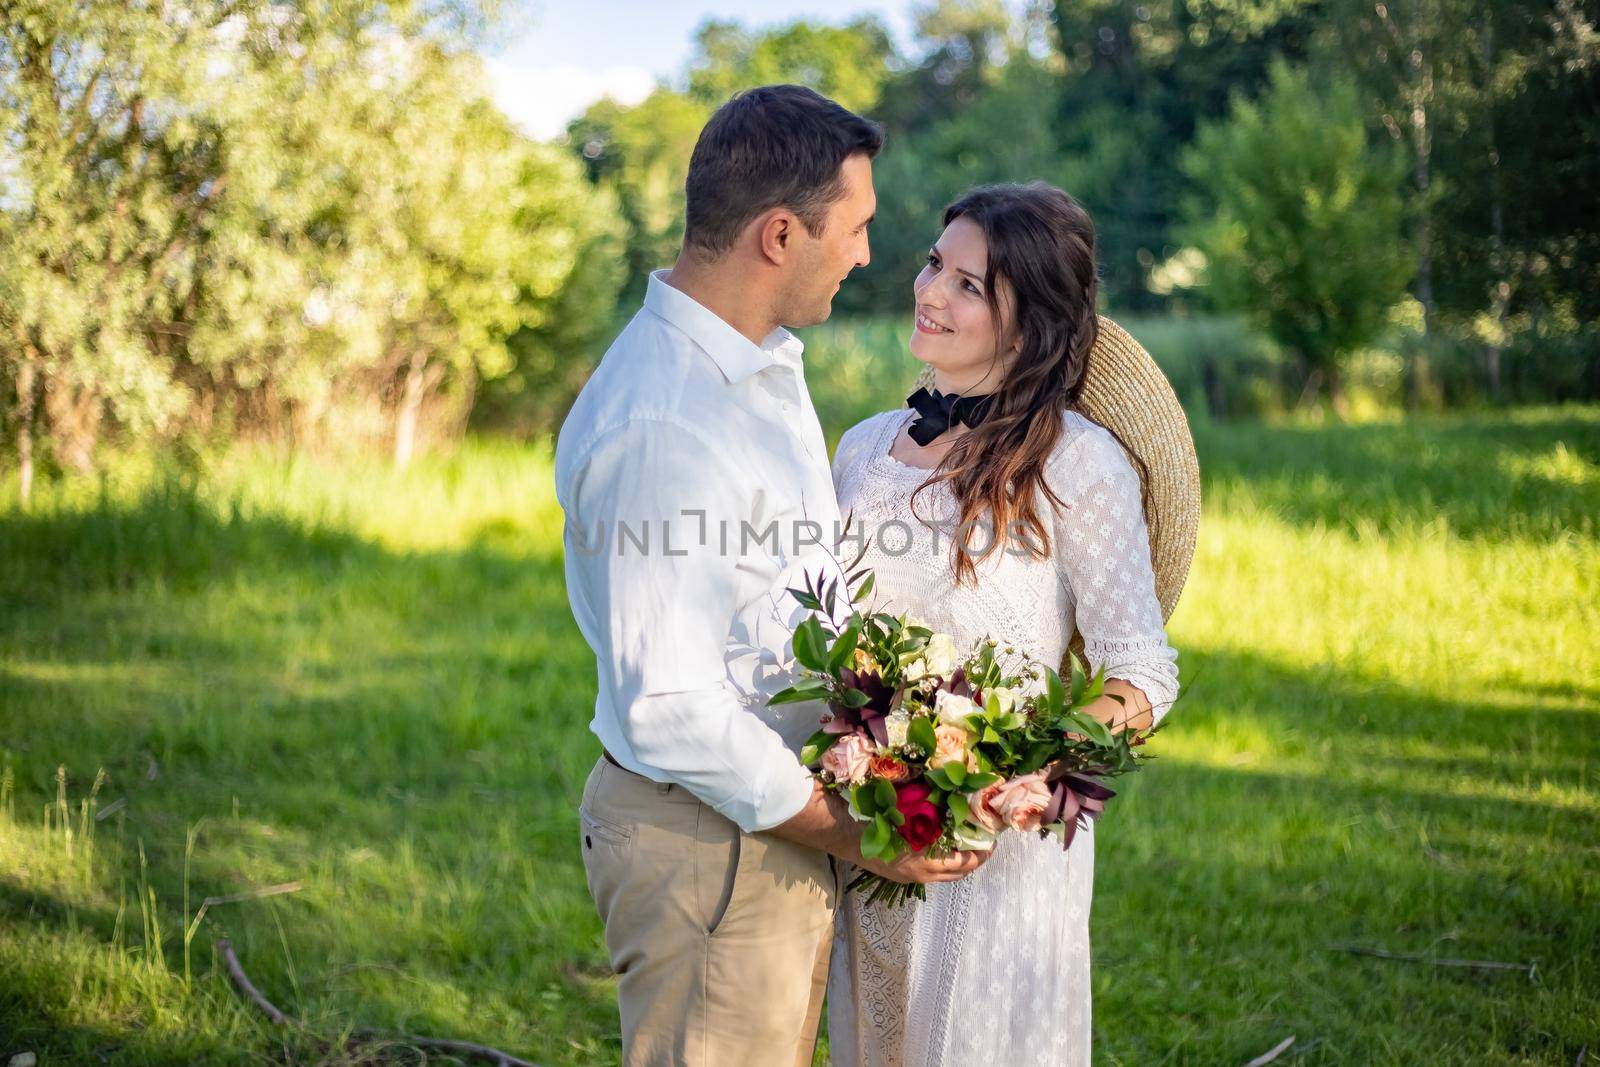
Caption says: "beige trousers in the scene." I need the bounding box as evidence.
[578,758,839,1067]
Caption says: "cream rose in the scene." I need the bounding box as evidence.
[987,685,1017,716]
[885,710,911,748]
[991,772,1051,832]
[928,723,973,770]
[922,632,959,678]
[820,734,874,785]
[934,690,978,729]
[950,820,998,852]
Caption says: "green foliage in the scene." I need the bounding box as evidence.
[565,89,710,307]
[0,0,625,478]
[1180,60,1415,406]
[686,16,895,115]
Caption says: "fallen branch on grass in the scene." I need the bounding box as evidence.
[216,937,542,1066]
[217,937,291,1025]
[1243,1035,1295,1066]
[1332,943,1538,980]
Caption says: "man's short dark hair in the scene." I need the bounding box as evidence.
[683,84,884,257]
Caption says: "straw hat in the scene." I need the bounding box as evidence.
[1066,316,1199,649]
[915,315,1200,662]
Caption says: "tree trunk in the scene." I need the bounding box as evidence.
[45,379,101,475]
[1326,361,1349,420]
[15,358,37,509]
[1404,6,1437,409]
[394,350,429,471]
[1482,18,1508,403]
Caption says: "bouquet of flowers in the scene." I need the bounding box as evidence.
[771,558,1161,907]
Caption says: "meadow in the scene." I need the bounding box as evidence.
[1,398,1596,1064]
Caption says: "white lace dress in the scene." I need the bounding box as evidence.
[824,406,1181,1067]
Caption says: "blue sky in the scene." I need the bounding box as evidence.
[483,1,920,139]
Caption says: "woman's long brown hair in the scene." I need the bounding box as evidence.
[910,182,1151,584]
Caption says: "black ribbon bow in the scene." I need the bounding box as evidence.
[904,386,995,446]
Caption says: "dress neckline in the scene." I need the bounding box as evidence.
[871,409,945,477]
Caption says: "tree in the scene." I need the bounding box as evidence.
[1315,0,1600,403]
[0,0,227,502]
[1050,0,1318,310]
[686,16,896,115]
[0,0,624,489]
[566,89,709,308]
[1180,59,1415,412]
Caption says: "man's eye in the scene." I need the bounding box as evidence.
[926,254,939,268]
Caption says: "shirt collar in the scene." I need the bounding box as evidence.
[644,268,803,384]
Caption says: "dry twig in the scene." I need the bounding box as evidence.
[1333,943,1538,980]
[217,937,541,1066]
[1243,1035,1296,1066]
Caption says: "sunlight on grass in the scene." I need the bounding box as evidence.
[2,408,1596,1064]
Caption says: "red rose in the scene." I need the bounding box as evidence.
[893,781,942,853]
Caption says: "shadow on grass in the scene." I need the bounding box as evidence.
[1087,642,1597,1064]
[2,461,1594,1064]
[1,479,616,1063]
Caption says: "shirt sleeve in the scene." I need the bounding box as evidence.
[1049,429,1181,727]
[562,417,815,832]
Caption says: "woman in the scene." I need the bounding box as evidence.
[825,182,1184,1064]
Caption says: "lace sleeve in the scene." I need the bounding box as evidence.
[1049,423,1180,727]
[831,412,886,492]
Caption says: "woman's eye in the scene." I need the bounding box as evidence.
[964,280,980,295]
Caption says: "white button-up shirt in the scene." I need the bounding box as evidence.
[554,269,847,833]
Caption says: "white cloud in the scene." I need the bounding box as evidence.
[485,59,657,141]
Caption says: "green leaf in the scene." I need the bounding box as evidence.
[948,793,971,823]
[793,618,830,671]
[799,728,841,765]
[768,680,828,706]
[1043,666,1066,717]
[1065,710,1115,747]
[840,686,872,708]
[943,760,966,788]
[923,765,952,792]
[851,782,879,816]
[907,715,937,757]
[963,772,999,790]
[874,777,897,811]
[1083,665,1107,704]
[851,571,876,604]
[827,615,863,672]
[786,587,823,612]
[861,816,891,859]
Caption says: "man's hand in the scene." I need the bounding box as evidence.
[854,846,989,884]
[770,780,991,883]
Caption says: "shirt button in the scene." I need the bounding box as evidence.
[781,401,794,412]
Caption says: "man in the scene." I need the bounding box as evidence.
[554,85,988,1066]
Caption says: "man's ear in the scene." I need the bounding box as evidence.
[757,209,796,266]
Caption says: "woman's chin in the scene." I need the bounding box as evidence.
[908,328,941,367]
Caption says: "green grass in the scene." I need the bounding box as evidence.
[1,406,1596,1064]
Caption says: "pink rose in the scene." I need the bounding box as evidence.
[966,780,1005,834]
[991,773,1051,832]
[928,723,973,771]
[821,734,874,785]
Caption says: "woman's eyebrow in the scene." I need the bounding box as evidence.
[929,245,984,284]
